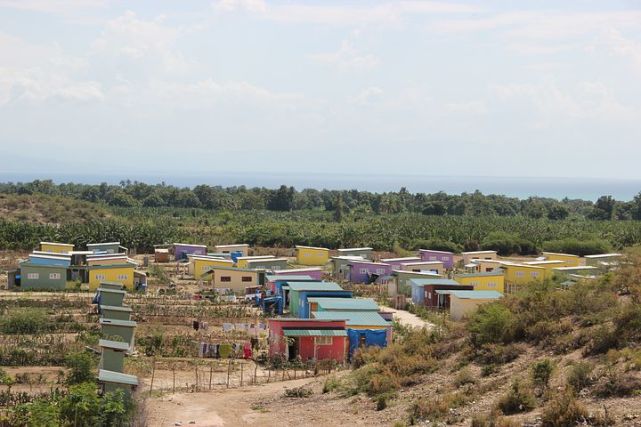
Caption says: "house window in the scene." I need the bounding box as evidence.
[442,256,450,261]
[360,268,368,274]
[27,273,39,280]
[413,269,420,272]
[220,276,231,282]
[485,268,493,272]
[315,336,332,345]
[376,268,386,274]
[96,274,106,280]
[429,256,437,261]
[531,272,539,278]
[471,281,478,286]
[202,265,210,271]
[484,257,493,260]
[487,282,496,288]
[241,276,253,282]
[516,271,524,278]
[49,273,61,280]
[272,266,280,270]
[117,274,128,281]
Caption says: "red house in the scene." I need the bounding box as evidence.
[268,318,347,363]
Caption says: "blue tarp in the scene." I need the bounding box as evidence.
[261,296,283,315]
[347,329,387,356]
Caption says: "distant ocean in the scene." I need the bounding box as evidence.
[1,172,640,202]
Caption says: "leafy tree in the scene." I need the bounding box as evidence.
[590,195,616,220]
[59,382,100,427]
[268,185,295,211]
[65,352,95,385]
[547,204,569,220]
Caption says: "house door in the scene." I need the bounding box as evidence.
[288,338,299,361]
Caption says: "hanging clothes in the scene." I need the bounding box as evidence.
[243,342,252,359]
[193,320,199,331]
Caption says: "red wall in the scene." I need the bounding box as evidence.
[268,319,346,362]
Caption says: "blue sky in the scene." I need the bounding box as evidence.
[1,0,640,179]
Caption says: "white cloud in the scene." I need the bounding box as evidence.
[310,40,380,71]
[351,86,384,106]
[446,100,487,115]
[214,0,267,13]
[0,0,106,14]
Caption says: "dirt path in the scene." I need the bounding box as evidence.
[384,307,434,329]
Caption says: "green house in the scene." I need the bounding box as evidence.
[100,318,136,349]
[19,263,68,290]
[99,339,129,371]
[98,369,138,394]
[245,257,289,271]
[100,305,132,321]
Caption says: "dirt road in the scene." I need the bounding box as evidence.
[384,307,434,329]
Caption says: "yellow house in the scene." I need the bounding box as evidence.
[295,245,330,266]
[500,263,548,293]
[191,256,234,279]
[40,242,74,254]
[542,252,580,267]
[524,260,566,270]
[88,263,135,290]
[461,250,498,265]
[454,271,505,294]
[446,290,503,321]
[235,255,275,269]
[208,266,262,294]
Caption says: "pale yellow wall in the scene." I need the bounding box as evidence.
[296,248,330,266]
[450,297,495,321]
[88,266,134,290]
[40,243,74,254]
[456,275,505,294]
[212,269,258,293]
[462,252,497,265]
[542,253,580,267]
[193,258,234,278]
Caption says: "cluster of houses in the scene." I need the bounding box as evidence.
[7,242,146,291]
[94,282,138,395]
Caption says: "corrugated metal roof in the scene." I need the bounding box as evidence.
[455,271,504,278]
[99,339,130,351]
[283,329,347,337]
[98,369,138,385]
[307,297,379,311]
[266,275,314,282]
[409,278,460,287]
[286,282,343,291]
[312,311,390,327]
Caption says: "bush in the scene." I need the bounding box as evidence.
[593,368,641,397]
[481,232,522,256]
[583,325,619,356]
[2,309,49,334]
[474,344,523,365]
[542,238,611,257]
[497,380,536,415]
[322,376,340,394]
[65,352,95,385]
[566,362,593,391]
[283,386,313,398]
[531,359,554,388]
[541,390,588,427]
[454,367,476,387]
[468,304,515,347]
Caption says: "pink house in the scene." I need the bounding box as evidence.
[419,249,454,269]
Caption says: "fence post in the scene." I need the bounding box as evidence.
[209,363,213,390]
[240,363,244,387]
[149,357,156,394]
[226,359,231,388]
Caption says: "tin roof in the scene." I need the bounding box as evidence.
[40,242,74,247]
[392,270,441,277]
[295,245,330,251]
[215,243,249,248]
[283,329,347,337]
[173,243,207,248]
[553,266,599,271]
[87,242,121,247]
[99,339,130,351]
[337,247,373,252]
[312,311,390,327]
[307,297,379,311]
[381,257,421,262]
[286,282,343,292]
[584,253,622,259]
[266,275,314,282]
[409,278,460,287]
[455,271,504,278]
[436,290,503,299]
[98,369,138,386]
[419,249,454,254]
[542,252,579,258]
[461,250,497,255]
[272,267,322,273]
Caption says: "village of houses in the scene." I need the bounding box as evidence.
[0,241,622,424]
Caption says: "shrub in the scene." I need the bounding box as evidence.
[481,232,522,256]
[566,362,593,391]
[65,352,95,385]
[322,376,340,394]
[454,367,476,387]
[583,325,619,356]
[409,239,461,253]
[497,380,536,415]
[474,344,523,365]
[593,368,641,397]
[283,386,313,398]
[541,390,588,427]
[531,359,554,388]
[481,364,497,377]
[2,309,49,334]
[468,304,515,347]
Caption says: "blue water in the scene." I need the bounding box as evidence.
[1,172,640,202]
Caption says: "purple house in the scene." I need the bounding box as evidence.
[347,260,392,284]
[173,243,207,261]
[419,249,454,270]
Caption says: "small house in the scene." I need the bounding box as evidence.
[469,259,503,273]
[541,252,580,267]
[265,274,315,295]
[245,257,289,271]
[18,262,68,290]
[445,290,503,320]
[400,261,445,275]
[99,339,129,371]
[523,260,567,270]
[39,242,74,254]
[268,318,347,363]
[272,267,324,281]
[552,266,600,281]
[286,282,351,318]
[87,242,128,255]
[409,278,468,307]
[173,243,207,261]
[235,255,276,268]
[346,260,391,284]
[154,248,170,263]
[214,244,249,257]
[391,270,442,296]
[312,311,391,356]
[28,253,72,267]
[584,253,622,270]
[500,263,548,291]
[100,318,136,349]
[461,250,497,265]
[98,369,138,395]
[88,260,136,290]
[336,247,373,259]
[331,256,365,280]
[380,257,421,271]
[190,255,234,278]
[207,266,264,294]
[307,297,380,315]
[454,271,505,294]
[295,245,330,266]
[419,249,455,269]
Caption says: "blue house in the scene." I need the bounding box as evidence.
[287,282,352,318]
[409,278,462,305]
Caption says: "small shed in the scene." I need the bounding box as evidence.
[100,318,137,349]
[461,251,498,265]
[286,282,351,318]
[445,290,503,320]
[541,252,580,267]
[295,246,330,266]
[214,244,249,257]
[307,297,379,315]
[584,253,622,270]
[39,242,74,254]
[419,249,455,269]
[18,263,68,290]
[346,260,391,284]
[268,318,347,363]
[265,275,315,295]
[235,255,276,268]
[98,369,138,395]
[272,267,324,281]
[331,256,365,280]
[454,271,505,294]
[409,278,467,306]
[380,257,422,271]
[87,242,128,255]
[391,270,442,296]
[245,257,289,271]
[400,261,445,275]
[190,255,234,278]
[207,266,264,294]
[154,248,170,263]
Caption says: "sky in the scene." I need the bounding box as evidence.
[1,0,641,180]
